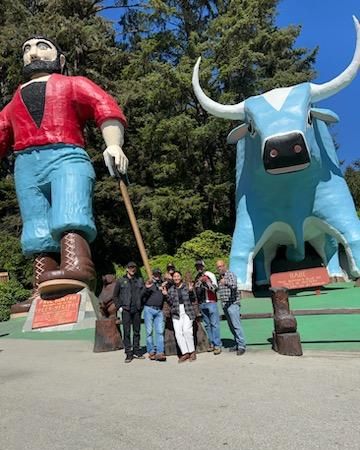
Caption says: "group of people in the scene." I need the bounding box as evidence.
[112,259,246,364]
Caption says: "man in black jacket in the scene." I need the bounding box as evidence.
[114,261,145,363]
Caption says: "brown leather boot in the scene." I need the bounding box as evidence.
[38,231,96,287]
[33,253,59,291]
[10,253,58,314]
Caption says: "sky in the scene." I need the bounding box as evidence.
[276,0,359,167]
[101,0,359,168]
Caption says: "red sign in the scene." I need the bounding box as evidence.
[270,267,330,290]
[32,294,81,329]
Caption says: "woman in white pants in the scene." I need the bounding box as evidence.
[165,271,197,362]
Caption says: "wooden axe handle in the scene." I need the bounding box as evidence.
[119,179,152,280]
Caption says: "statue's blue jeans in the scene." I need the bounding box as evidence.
[14,144,96,256]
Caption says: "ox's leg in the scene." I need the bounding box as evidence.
[229,197,256,296]
[324,235,346,282]
[308,235,345,282]
[313,209,360,283]
[254,251,268,287]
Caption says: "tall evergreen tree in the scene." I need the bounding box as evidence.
[0,0,319,281]
[345,160,360,211]
[110,0,317,255]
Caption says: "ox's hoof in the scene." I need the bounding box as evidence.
[329,276,346,283]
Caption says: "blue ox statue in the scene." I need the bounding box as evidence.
[193,16,360,294]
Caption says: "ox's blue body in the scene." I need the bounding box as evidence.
[229,83,360,290]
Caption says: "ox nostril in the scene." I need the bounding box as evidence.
[294,144,302,153]
[270,149,278,158]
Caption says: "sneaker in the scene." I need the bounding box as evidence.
[155,353,167,362]
[207,345,215,352]
[189,351,197,362]
[133,353,145,360]
[213,347,222,355]
[148,352,156,360]
[236,348,246,356]
[125,355,133,363]
[178,353,190,363]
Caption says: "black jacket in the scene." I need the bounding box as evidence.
[142,279,165,308]
[114,275,145,311]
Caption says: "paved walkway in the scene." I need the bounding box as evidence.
[1,339,359,450]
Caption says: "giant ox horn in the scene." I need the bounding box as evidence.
[192,57,245,121]
[311,16,360,102]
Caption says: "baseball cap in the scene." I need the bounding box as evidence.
[127,261,137,268]
[152,268,162,275]
[167,263,175,270]
[195,259,205,267]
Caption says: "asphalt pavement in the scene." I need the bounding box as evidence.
[1,339,359,450]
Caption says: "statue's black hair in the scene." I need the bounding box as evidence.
[21,36,64,55]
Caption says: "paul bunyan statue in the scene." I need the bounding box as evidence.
[0,36,128,296]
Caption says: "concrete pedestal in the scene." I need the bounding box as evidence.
[23,287,100,332]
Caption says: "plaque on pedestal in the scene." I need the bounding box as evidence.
[32,294,81,329]
[23,287,100,332]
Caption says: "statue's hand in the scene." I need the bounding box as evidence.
[103,145,128,177]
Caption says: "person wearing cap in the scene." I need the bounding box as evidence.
[194,259,222,354]
[216,260,246,355]
[114,262,145,363]
[163,263,176,289]
[142,269,167,361]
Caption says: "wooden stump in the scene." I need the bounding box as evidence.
[164,316,180,356]
[93,319,123,352]
[163,302,180,356]
[193,318,209,352]
[272,331,303,356]
[270,287,302,357]
[240,290,254,298]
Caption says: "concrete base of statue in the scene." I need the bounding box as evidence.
[23,287,100,332]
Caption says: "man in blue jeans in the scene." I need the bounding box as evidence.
[143,269,167,361]
[216,260,246,355]
[194,260,222,355]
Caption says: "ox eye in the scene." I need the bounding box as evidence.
[307,112,313,126]
[248,121,256,137]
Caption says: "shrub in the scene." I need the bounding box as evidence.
[112,229,232,281]
[0,234,33,288]
[0,280,30,322]
[175,230,232,259]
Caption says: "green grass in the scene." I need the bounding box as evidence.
[1,282,359,352]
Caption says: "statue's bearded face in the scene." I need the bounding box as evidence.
[22,38,64,80]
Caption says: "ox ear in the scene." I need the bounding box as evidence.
[227,124,248,144]
[310,107,339,124]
